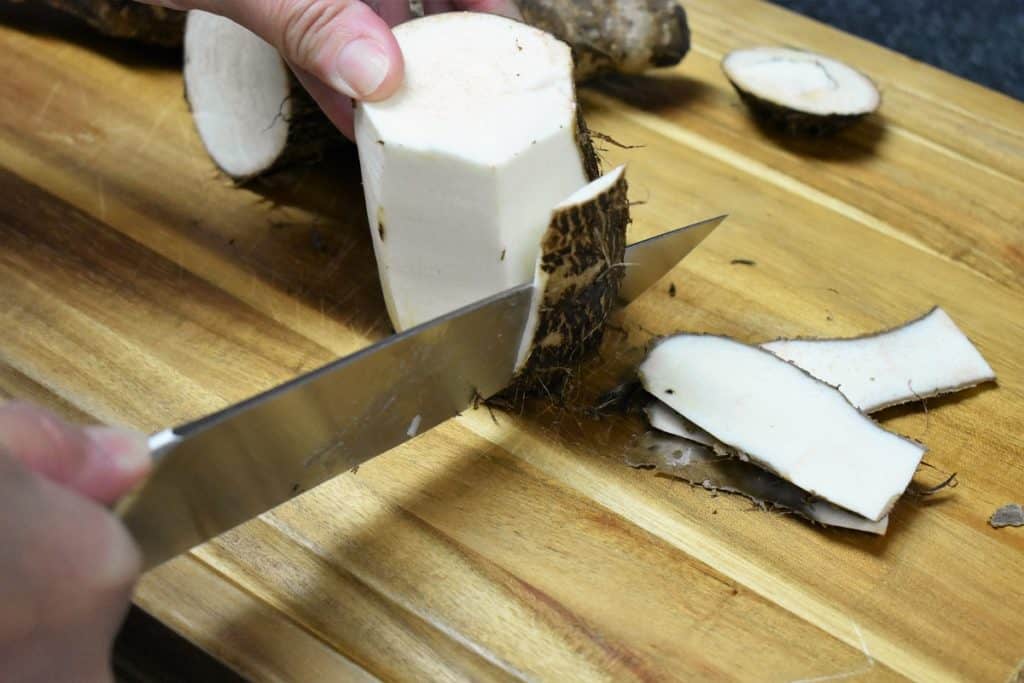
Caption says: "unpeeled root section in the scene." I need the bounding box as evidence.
[517,0,690,80]
[22,0,185,45]
[722,46,880,136]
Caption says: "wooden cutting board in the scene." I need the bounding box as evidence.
[1,1,1022,680]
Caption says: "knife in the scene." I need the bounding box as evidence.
[117,214,726,570]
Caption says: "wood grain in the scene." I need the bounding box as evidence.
[0,1,1022,681]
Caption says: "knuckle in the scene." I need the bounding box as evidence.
[274,0,349,68]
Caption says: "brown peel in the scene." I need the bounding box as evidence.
[627,432,888,534]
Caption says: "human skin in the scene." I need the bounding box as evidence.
[0,402,150,683]
[135,0,521,136]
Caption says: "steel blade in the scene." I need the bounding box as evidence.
[118,284,534,570]
[618,214,727,304]
[119,214,725,570]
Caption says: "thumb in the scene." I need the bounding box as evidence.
[177,0,405,101]
[0,402,150,505]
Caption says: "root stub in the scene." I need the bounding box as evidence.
[517,0,691,80]
[511,166,630,396]
[722,46,880,136]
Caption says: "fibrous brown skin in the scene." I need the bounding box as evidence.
[730,87,866,137]
[575,110,602,184]
[627,431,889,534]
[26,0,185,46]
[510,163,629,397]
[188,78,339,181]
[267,86,341,174]
[517,0,690,80]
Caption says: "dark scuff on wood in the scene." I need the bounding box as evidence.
[989,503,1024,528]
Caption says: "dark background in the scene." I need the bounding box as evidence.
[770,0,1024,101]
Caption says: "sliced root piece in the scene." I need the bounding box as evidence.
[184,11,340,180]
[21,0,185,45]
[646,400,746,459]
[722,46,880,136]
[645,400,715,446]
[627,432,888,534]
[511,166,629,395]
[989,504,1024,529]
[762,307,996,412]
[356,12,627,398]
[517,0,690,80]
[638,334,925,521]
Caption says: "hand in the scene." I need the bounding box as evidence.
[137,0,521,137]
[0,402,151,683]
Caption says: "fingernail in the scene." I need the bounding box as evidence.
[332,39,390,98]
[85,426,151,477]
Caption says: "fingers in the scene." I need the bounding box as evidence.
[0,452,139,682]
[189,0,405,101]
[0,403,150,505]
[452,0,522,19]
[136,0,519,142]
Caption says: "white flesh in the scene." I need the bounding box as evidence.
[762,307,996,412]
[185,11,291,178]
[355,13,589,331]
[644,400,715,446]
[723,47,879,116]
[804,499,888,534]
[639,335,925,521]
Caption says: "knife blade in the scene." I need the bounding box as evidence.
[118,214,725,570]
[617,215,725,304]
